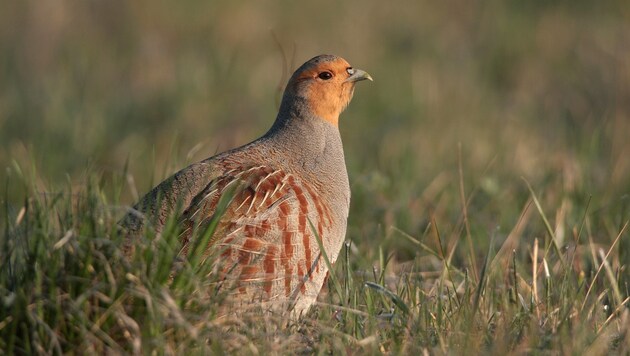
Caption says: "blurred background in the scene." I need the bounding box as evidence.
[1,0,629,261]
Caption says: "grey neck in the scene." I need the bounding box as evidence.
[262,94,346,180]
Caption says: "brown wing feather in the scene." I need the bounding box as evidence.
[179,164,333,300]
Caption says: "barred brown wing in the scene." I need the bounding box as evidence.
[180,165,334,300]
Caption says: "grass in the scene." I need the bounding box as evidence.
[1,160,628,354]
[2,0,630,354]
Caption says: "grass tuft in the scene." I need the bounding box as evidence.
[5,165,627,353]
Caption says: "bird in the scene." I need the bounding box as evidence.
[121,54,372,315]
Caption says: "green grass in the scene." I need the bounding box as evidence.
[2,0,630,353]
[1,161,628,353]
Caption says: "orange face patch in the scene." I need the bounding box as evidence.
[288,57,358,126]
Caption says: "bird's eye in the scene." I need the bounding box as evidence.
[318,71,333,80]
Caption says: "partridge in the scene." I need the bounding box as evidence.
[122,54,372,314]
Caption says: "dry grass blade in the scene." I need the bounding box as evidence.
[596,297,630,334]
[597,249,623,308]
[581,221,628,311]
[522,178,566,270]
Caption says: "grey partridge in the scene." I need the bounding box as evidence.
[122,54,372,314]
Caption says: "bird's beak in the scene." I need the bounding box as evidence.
[345,69,373,83]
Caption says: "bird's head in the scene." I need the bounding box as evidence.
[281,54,372,127]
